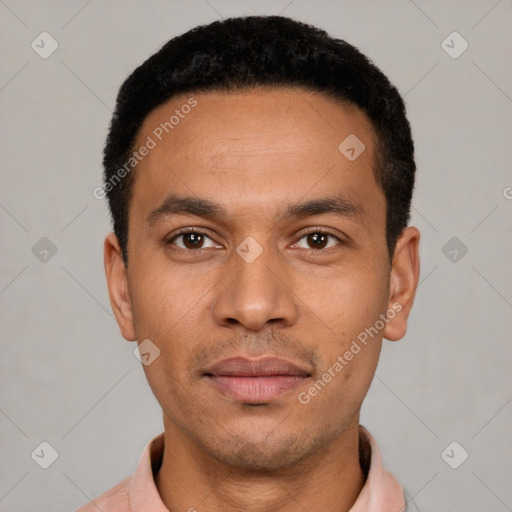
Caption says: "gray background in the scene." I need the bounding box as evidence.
[1,1,511,511]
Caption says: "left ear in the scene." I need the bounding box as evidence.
[383,226,420,341]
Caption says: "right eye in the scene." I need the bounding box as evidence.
[167,229,221,251]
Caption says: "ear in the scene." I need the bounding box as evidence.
[104,232,136,341]
[383,226,420,341]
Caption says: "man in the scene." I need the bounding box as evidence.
[79,15,420,512]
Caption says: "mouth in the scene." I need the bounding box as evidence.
[203,356,312,404]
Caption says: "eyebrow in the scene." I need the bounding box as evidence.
[146,193,363,226]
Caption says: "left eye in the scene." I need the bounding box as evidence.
[295,232,340,250]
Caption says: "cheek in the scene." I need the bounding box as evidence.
[128,270,204,403]
[295,264,388,397]
[298,262,390,339]
[297,348,380,436]
[129,257,205,337]
[134,283,205,420]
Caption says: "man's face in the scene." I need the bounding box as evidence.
[108,88,408,470]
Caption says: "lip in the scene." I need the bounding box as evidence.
[204,356,311,403]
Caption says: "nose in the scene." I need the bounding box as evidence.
[211,240,299,332]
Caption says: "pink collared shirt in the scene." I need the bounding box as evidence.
[76,426,408,512]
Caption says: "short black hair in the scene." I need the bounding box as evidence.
[103,15,415,263]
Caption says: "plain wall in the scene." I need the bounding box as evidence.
[1,1,511,510]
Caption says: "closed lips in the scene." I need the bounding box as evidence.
[204,356,311,377]
[204,357,312,403]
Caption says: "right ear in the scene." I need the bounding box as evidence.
[104,233,136,341]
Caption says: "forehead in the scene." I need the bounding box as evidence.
[130,88,383,223]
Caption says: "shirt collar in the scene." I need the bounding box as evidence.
[348,426,406,511]
[129,425,406,512]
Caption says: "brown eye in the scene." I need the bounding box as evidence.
[295,231,340,250]
[307,233,328,249]
[181,232,204,249]
[169,231,218,250]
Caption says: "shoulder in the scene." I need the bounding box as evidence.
[75,475,132,512]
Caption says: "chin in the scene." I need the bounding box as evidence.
[204,427,326,472]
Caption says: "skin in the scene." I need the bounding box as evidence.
[104,88,420,512]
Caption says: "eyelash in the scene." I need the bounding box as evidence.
[166,227,344,253]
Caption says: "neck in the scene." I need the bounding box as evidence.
[155,418,365,512]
